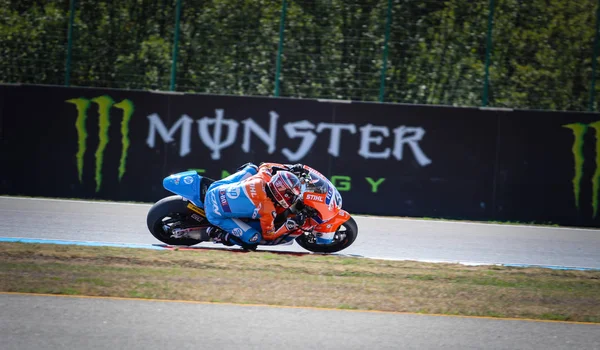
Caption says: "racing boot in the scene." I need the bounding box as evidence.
[206,226,235,247]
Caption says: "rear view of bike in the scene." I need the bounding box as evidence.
[146,171,215,246]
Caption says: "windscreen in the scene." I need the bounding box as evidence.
[301,169,343,210]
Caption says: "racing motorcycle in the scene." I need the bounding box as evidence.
[146,165,358,253]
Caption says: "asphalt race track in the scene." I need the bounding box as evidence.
[1,196,600,349]
[1,293,599,350]
[1,196,599,269]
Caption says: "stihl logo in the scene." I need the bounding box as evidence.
[306,194,324,202]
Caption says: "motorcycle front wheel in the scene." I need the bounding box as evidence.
[295,216,358,253]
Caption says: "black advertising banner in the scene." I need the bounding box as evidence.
[2,84,600,227]
[160,94,498,219]
[495,109,600,227]
[0,85,338,203]
[328,102,498,219]
[160,92,335,182]
[2,85,170,202]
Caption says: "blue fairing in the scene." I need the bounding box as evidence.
[162,170,204,208]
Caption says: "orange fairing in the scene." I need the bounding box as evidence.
[302,192,336,221]
[257,162,351,238]
[312,210,351,234]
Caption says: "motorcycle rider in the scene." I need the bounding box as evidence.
[203,162,309,249]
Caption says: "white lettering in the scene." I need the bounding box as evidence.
[306,194,324,202]
[242,111,278,154]
[281,120,317,162]
[393,126,432,166]
[252,203,262,219]
[197,109,239,160]
[358,124,391,159]
[210,192,221,216]
[316,123,356,157]
[227,187,240,199]
[146,113,193,157]
[145,108,431,164]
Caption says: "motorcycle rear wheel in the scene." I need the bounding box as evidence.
[295,216,358,253]
[146,195,206,246]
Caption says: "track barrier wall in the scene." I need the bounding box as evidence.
[1,84,600,227]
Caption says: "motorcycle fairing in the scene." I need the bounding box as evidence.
[311,209,350,234]
[162,170,205,208]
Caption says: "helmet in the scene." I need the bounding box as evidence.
[267,170,302,209]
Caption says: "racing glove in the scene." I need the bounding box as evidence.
[289,163,309,175]
[287,163,311,184]
[293,211,307,226]
[285,211,307,230]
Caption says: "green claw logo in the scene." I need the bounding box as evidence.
[66,96,134,192]
[563,121,600,218]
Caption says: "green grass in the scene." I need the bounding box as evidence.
[1,242,599,323]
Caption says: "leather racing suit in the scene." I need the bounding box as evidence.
[204,163,302,246]
[257,162,338,245]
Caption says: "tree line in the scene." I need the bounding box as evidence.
[1,0,597,111]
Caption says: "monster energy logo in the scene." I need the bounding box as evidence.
[66,96,134,192]
[563,121,600,218]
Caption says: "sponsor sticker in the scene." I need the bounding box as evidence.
[306,194,324,202]
[191,213,204,222]
[183,176,194,185]
[335,191,342,208]
[325,186,334,204]
[227,187,240,199]
[187,203,205,216]
[250,233,259,242]
[326,187,337,210]
[219,189,232,213]
[252,203,262,219]
[285,219,297,230]
[232,228,243,237]
[211,192,221,216]
[173,176,180,185]
[249,182,257,198]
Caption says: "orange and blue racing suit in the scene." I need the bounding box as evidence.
[258,162,340,245]
[204,164,297,245]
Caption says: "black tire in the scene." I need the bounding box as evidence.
[146,195,205,246]
[295,216,358,253]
